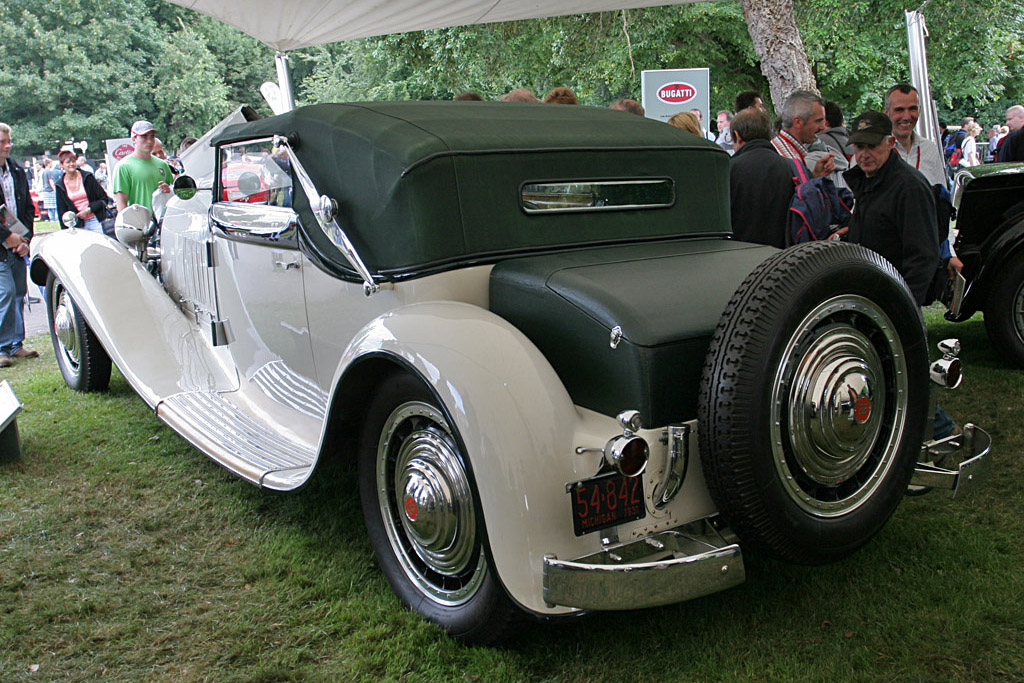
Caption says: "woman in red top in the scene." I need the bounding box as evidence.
[54,150,109,232]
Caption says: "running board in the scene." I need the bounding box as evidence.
[157,391,316,490]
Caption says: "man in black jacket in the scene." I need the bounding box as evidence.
[729,108,796,248]
[843,111,938,306]
[0,122,37,368]
[844,111,955,440]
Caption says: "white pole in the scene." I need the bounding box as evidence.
[905,8,941,154]
[275,51,296,112]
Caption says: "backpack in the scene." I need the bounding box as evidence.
[945,129,966,164]
[787,159,855,245]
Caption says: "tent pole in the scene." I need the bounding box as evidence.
[905,9,940,154]
[275,51,296,112]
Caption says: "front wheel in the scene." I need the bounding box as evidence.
[46,272,111,392]
[699,242,929,565]
[358,372,519,644]
[983,252,1024,368]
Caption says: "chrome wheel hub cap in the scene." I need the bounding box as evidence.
[772,295,907,517]
[397,430,475,576]
[1012,280,1024,342]
[378,401,484,604]
[789,326,884,484]
[53,289,82,369]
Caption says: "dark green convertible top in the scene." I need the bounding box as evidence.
[213,101,731,275]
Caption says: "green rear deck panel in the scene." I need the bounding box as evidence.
[489,239,778,426]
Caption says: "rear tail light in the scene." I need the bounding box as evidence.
[930,357,962,389]
[604,435,649,477]
[930,338,962,389]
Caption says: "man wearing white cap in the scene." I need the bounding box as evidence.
[112,120,173,212]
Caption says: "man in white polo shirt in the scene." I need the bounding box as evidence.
[883,83,961,276]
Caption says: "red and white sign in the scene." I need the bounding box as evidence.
[642,68,710,124]
[105,137,135,179]
[106,137,134,163]
[657,82,697,104]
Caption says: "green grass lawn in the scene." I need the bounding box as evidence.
[1,308,1021,681]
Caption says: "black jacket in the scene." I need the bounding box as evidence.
[0,158,34,255]
[843,150,939,305]
[996,128,1024,163]
[55,170,109,228]
[729,138,796,249]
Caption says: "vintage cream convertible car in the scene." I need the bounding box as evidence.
[30,102,990,643]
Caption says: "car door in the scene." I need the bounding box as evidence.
[209,138,322,415]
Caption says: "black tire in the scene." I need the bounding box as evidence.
[698,242,929,565]
[46,272,111,392]
[358,371,520,644]
[983,251,1024,368]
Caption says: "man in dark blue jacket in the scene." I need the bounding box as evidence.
[0,122,37,368]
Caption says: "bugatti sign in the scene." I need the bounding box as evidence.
[657,83,697,104]
[641,68,711,126]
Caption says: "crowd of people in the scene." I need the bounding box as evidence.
[2,85,1023,392]
[475,82,1023,444]
[0,119,185,370]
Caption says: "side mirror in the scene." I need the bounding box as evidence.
[114,204,156,250]
[173,175,198,200]
[61,211,78,229]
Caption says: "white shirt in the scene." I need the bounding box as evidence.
[895,132,946,187]
[0,161,14,214]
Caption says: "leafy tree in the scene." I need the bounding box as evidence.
[0,0,163,154]
[797,0,1024,124]
[1,0,1020,158]
[298,3,768,117]
[152,24,231,145]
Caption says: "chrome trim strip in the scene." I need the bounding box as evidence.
[273,136,380,295]
[543,518,744,610]
[249,360,328,420]
[912,424,992,498]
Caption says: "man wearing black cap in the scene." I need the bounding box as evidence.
[843,110,939,306]
[844,110,955,442]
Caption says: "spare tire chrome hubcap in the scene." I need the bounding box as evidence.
[772,295,907,517]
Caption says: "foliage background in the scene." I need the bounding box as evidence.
[0,0,1021,155]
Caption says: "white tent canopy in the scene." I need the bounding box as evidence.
[166,0,699,51]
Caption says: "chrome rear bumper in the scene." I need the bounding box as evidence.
[542,517,744,611]
[912,423,992,498]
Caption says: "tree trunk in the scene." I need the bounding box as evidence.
[740,0,818,112]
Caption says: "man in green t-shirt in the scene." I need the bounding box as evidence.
[113,120,173,212]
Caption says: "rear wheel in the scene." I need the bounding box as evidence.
[358,372,519,644]
[983,252,1024,368]
[699,242,929,565]
[46,272,111,392]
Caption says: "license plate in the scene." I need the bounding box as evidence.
[569,472,646,536]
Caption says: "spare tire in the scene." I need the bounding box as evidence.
[698,241,929,565]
